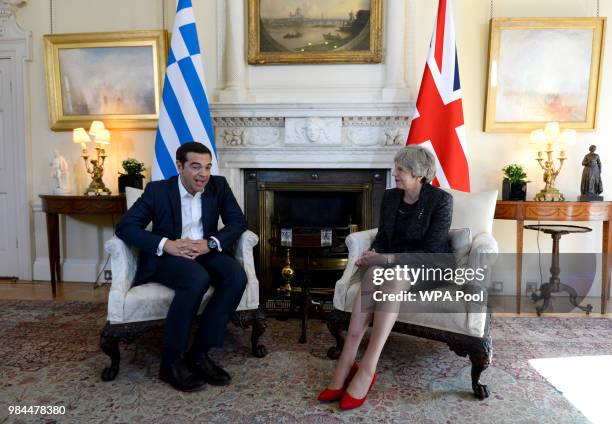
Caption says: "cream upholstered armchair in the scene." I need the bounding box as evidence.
[326,189,498,399]
[100,188,267,381]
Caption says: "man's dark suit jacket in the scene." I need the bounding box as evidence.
[371,183,453,254]
[116,175,247,285]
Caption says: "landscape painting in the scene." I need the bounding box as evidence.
[43,30,167,130]
[248,0,382,64]
[58,46,156,116]
[484,18,605,132]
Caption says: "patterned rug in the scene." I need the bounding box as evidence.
[0,300,610,424]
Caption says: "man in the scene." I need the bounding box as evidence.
[116,142,247,392]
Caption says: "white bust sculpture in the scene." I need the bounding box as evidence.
[51,149,69,194]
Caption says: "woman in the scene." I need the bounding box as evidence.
[318,145,453,410]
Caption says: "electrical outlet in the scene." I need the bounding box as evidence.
[526,282,538,295]
[104,270,112,281]
[490,281,503,293]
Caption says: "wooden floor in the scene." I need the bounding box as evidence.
[1,280,610,318]
[0,280,110,303]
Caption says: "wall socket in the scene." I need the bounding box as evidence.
[490,281,503,293]
[526,282,538,295]
[104,270,112,281]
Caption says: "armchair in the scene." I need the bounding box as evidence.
[327,189,498,399]
[100,188,267,381]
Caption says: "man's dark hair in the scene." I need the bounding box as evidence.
[176,142,212,165]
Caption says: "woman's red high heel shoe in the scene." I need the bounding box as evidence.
[317,362,359,402]
[339,372,377,410]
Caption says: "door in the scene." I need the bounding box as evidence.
[0,58,19,278]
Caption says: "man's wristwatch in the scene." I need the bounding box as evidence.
[207,238,219,251]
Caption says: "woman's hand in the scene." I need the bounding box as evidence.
[356,249,378,267]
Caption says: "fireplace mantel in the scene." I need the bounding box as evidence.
[211,102,415,206]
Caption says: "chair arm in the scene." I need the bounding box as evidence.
[468,232,499,272]
[233,230,260,310]
[104,236,137,296]
[336,228,377,290]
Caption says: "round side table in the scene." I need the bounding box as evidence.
[524,224,593,316]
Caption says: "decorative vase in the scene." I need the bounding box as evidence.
[502,180,527,201]
[118,174,144,193]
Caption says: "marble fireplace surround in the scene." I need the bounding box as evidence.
[212,102,415,207]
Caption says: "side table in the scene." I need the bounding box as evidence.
[39,195,126,296]
[524,224,593,315]
[494,201,612,314]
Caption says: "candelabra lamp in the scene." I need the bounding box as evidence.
[72,121,112,196]
[530,122,575,202]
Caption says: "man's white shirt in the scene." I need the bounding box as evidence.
[156,177,221,255]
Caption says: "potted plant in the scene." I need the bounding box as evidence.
[501,164,528,201]
[118,158,146,193]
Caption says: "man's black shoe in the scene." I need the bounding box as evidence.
[185,353,231,386]
[159,360,207,392]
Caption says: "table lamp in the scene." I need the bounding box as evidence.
[79,121,112,195]
[531,122,574,202]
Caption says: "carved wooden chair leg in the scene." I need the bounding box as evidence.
[100,322,121,381]
[468,335,492,400]
[231,309,268,358]
[251,308,268,358]
[326,309,348,359]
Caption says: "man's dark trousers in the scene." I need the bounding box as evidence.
[155,250,247,355]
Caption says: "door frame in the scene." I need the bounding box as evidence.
[0,6,33,280]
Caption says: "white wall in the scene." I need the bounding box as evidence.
[13,0,611,292]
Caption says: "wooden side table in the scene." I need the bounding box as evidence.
[39,195,126,296]
[494,201,612,314]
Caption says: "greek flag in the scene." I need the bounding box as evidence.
[152,0,218,181]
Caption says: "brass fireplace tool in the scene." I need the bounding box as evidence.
[279,248,294,295]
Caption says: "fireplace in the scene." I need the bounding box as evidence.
[244,169,386,295]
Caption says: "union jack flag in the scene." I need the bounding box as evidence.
[406,0,470,192]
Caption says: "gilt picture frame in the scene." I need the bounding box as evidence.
[484,18,606,132]
[248,0,383,64]
[43,30,167,130]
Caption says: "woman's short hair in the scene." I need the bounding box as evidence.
[394,145,436,183]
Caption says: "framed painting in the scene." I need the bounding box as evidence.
[484,18,606,132]
[43,30,167,130]
[248,0,383,64]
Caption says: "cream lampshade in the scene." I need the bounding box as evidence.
[94,129,111,146]
[89,120,105,137]
[529,129,546,146]
[72,128,91,152]
[544,121,560,139]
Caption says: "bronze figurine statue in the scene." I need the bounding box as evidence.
[579,145,603,201]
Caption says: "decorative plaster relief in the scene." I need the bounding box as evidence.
[285,117,342,145]
[0,0,29,39]
[383,126,409,146]
[343,116,410,127]
[221,128,247,146]
[248,127,282,146]
[1,0,28,9]
[342,115,410,146]
[214,116,284,127]
[214,116,283,147]
[345,126,381,146]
